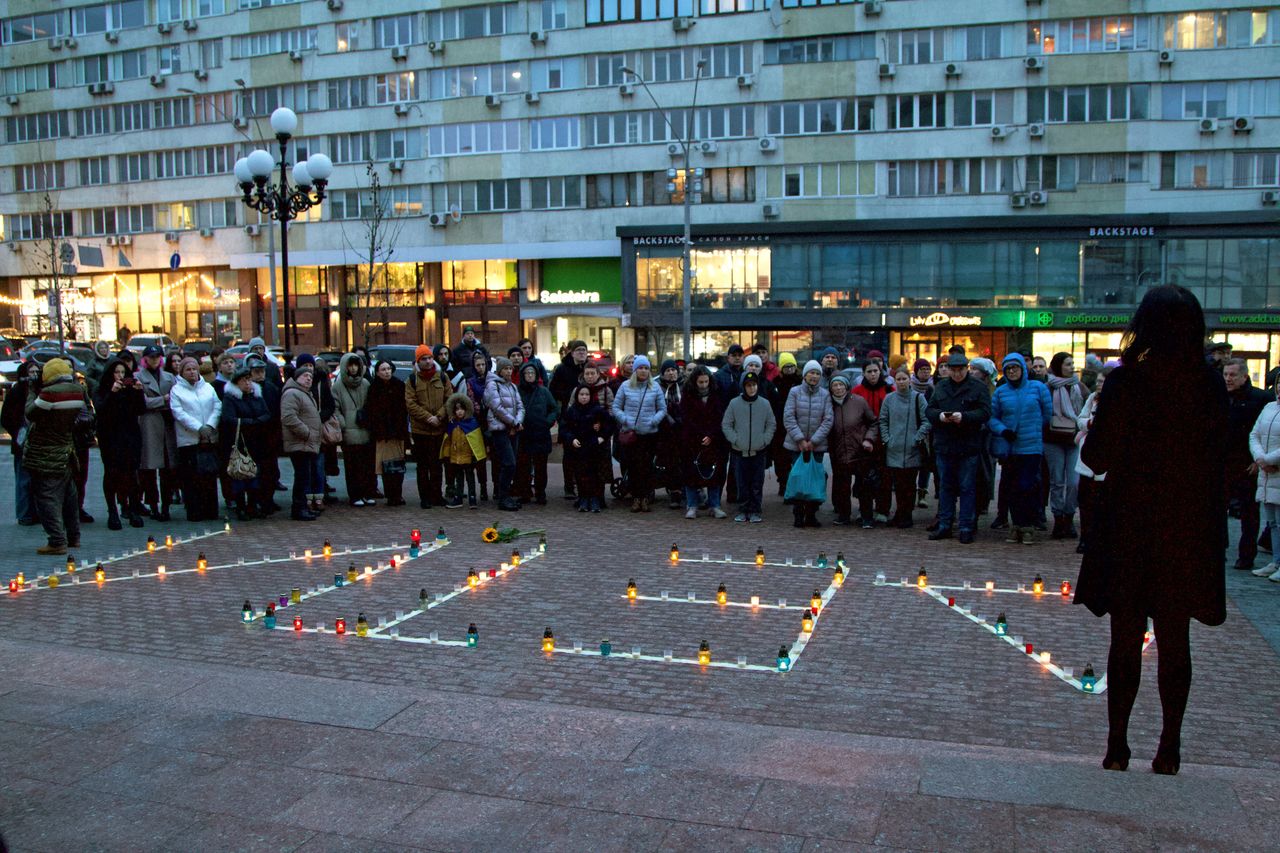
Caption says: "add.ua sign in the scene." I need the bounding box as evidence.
[539,290,600,305]
[908,312,982,328]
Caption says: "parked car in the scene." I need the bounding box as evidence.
[125,333,176,354]
[224,344,286,366]
[180,339,215,357]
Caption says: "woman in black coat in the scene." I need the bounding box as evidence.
[678,366,728,518]
[364,359,409,506]
[219,367,273,520]
[1076,285,1227,776]
[93,357,146,529]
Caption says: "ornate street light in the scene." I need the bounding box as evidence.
[234,107,333,346]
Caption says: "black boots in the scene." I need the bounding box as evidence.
[383,474,405,507]
[1051,515,1080,540]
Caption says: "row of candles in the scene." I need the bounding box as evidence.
[669,545,847,570]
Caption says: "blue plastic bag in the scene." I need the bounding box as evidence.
[783,452,828,504]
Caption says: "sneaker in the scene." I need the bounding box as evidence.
[468,499,478,510]
[733,513,747,523]
[1252,562,1278,577]
[1005,527,1022,544]
[990,518,1009,530]
[861,518,874,530]
[445,498,464,509]
[874,513,889,525]
[711,507,728,519]
[832,516,851,527]
[685,508,698,519]
[1269,566,1280,582]
[749,514,763,523]
[1021,527,1035,545]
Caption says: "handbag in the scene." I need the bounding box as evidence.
[783,451,828,503]
[322,416,343,446]
[226,421,258,481]
[381,458,407,475]
[617,385,646,448]
[73,408,96,451]
[195,447,220,477]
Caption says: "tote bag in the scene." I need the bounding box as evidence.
[226,421,258,481]
[783,452,828,503]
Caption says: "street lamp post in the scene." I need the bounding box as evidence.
[622,62,705,364]
[234,107,332,348]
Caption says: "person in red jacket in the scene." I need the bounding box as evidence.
[853,360,892,521]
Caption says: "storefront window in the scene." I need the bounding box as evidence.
[345,262,421,308]
[443,259,517,305]
[635,246,770,308]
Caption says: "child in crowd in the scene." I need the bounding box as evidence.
[440,392,486,509]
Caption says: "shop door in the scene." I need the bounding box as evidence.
[903,338,940,367]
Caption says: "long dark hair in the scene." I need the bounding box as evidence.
[1049,351,1073,378]
[1121,285,1206,368]
[683,364,713,396]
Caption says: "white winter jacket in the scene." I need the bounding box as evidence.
[170,376,221,448]
[1249,401,1280,504]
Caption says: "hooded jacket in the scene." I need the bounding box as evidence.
[561,398,613,462]
[826,384,877,468]
[365,361,409,444]
[405,359,448,436]
[452,338,490,380]
[433,344,465,391]
[280,376,322,454]
[1249,401,1280,504]
[93,357,145,470]
[517,369,559,455]
[782,381,833,452]
[879,386,930,469]
[219,379,272,463]
[988,353,1052,457]
[441,392,487,464]
[852,373,889,417]
[22,362,87,476]
[611,376,667,435]
[170,374,221,449]
[483,371,525,433]
[332,353,371,445]
[548,352,586,409]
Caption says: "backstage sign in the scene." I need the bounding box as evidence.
[1087,226,1157,238]
[633,234,772,247]
[908,312,983,328]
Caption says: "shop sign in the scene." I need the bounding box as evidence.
[633,234,771,247]
[1036,312,1132,327]
[1217,313,1280,325]
[1087,226,1157,238]
[908,312,982,328]
[538,290,601,305]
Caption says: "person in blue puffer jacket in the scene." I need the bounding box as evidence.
[988,352,1052,544]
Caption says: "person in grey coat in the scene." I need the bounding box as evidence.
[483,357,525,511]
[721,371,776,523]
[333,352,375,506]
[611,355,667,512]
[783,359,834,527]
[135,345,178,521]
[879,365,931,527]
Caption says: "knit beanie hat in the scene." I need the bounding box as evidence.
[659,359,678,374]
[778,353,797,370]
[508,346,523,358]
[494,356,513,375]
[829,373,850,389]
[633,355,651,370]
[178,356,200,376]
[970,357,996,377]
[802,359,822,377]
[295,353,316,369]
[743,355,763,373]
[913,358,932,374]
[888,353,908,373]
[415,344,434,362]
[41,358,72,383]
[817,346,838,361]
[248,337,266,350]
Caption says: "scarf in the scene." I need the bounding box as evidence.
[342,370,363,390]
[417,361,437,381]
[1046,374,1078,391]
[910,376,933,395]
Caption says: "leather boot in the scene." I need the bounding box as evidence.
[1051,515,1067,539]
[1064,517,1079,539]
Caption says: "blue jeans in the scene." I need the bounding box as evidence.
[1043,442,1080,516]
[936,452,979,533]
[1004,453,1042,528]
[732,452,767,515]
[13,448,35,522]
[489,429,518,501]
[684,486,721,510]
[311,453,326,499]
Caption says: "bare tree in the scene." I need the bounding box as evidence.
[24,191,76,345]
[340,163,407,350]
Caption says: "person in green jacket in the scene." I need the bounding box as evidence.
[24,358,89,555]
[515,363,559,504]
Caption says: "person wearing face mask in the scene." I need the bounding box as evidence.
[783,360,834,528]
[680,365,729,519]
[169,356,222,522]
[771,353,801,495]
[333,352,375,506]
[281,362,322,520]
[827,373,878,529]
[988,353,1052,545]
[365,359,409,506]
[611,355,667,512]
[135,345,179,522]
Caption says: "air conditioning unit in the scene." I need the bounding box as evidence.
[737,73,754,88]
[233,116,249,129]
[1025,56,1044,71]
[666,142,683,157]
[157,22,172,35]
[525,91,540,104]
[289,49,303,61]
[1028,122,1045,138]
[194,69,208,80]
[427,41,444,54]
[105,30,119,43]
[484,94,500,107]
[244,224,261,237]
[990,125,1009,139]
[762,202,781,218]
[619,83,635,97]
[391,103,409,116]
[327,0,344,9]
[1010,193,1028,208]
[945,63,962,77]
[1199,118,1218,134]
[1234,116,1255,133]
[182,19,197,31]
[389,159,404,172]
[673,17,695,31]
[1028,190,1048,206]
[1262,190,1279,205]
[428,212,448,227]
[878,63,895,78]
[48,37,62,50]
[1158,49,1173,64]
[105,236,118,246]
[530,30,547,44]
[6,242,20,252]
[149,74,165,87]
[199,227,214,238]
[758,136,778,152]
[864,0,884,15]
[63,37,77,49]
[164,231,179,243]
[117,234,133,246]
[700,141,718,155]
[391,45,409,61]
[88,82,114,95]
[5,95,18,106]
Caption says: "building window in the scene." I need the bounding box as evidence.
[888,93,947,130]
[427,4,518,42]
[5,111,70,143]
[155,202,196,231]
[779,0,855,6]
[887,161,946,197]
[1162,151,1226,188]
[14,162,65,193]
[330,133,370,164]
[336,21,360,52]
[196,199,238,228]
[541,0,568,29]
[530,117,580,150]
[375,14,417,48]
[152,97,193,128]
[76,107,110,137]
[1028,85,1148,124]
[586,173,640,208]
[198,39,223,70]
[375,72,418,104]
[198,1,226,15]
[4,212,73,240]
[1164,11,1228,50]
[2,12,64,44]
[586,0,694,25]
[427,121,520,156]
[884,29,946,65]
[531,176,582,209]
[113,102,150,133]
[158,45,182,75]
[764,34,875,64]
[72,2,147,36]
[1232,151,1280,187]
[328,78,367,110]
[117,153,150,182]
[233,27,317,58]
[768,162,873,198]
[2,63,60,96]
[1027,16,1150,55]
[429,63,524,99]
[530,58,581,92]
[766,99,873,135]
[82,205,153,235]
[961,25,1004,60]
[696,105,754,139]
[1161,81,1229,119]
[651,167,754,204]
[952,90,1015,127]
[79,157,109,186]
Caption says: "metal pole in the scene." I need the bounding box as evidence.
[681,150,692,363]
[266,218,279,346]
[277,136,293,349]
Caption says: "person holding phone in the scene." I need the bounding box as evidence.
[94,357,146,530]
[924,353,992,544]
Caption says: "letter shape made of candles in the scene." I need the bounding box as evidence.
[197,553,207,572]
[810,589,822,612]
[356,613,369,637]
[323,539,333,558]
[995,613,1008,635]
[346,564,358,583]
[670,543,679,563]
[542,627,555,653]
[467,623,479,647]
[777,645,791,672]
[467,568,479,588]
[241,600,254,622]
[755,547,765,566]
[1032,574,1044,595]
[698,639,711,666]
[801,612,814,633]
[917,568,928,589]
[335,617,347,634]
[716,583,727,605]
[627,579,637,600]
[833,567,844,587]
